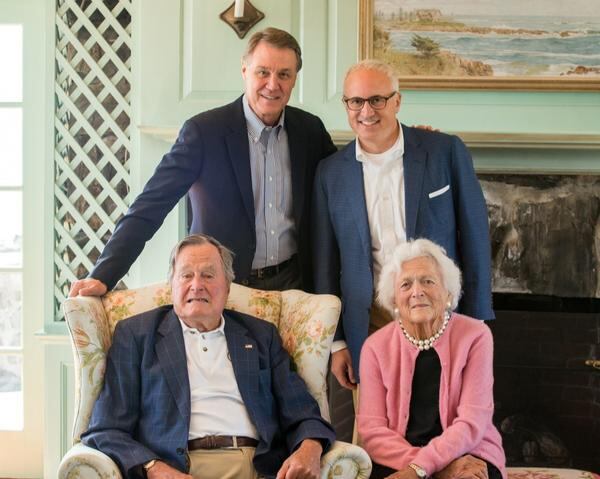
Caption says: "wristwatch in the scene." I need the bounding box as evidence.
[143,459,158,472]
[409,463,428,478]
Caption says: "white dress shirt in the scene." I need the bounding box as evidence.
[179,317,258,439]
[356,125,407,283]
[332,125,406,354]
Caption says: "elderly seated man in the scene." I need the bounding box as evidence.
[81,233,335,479]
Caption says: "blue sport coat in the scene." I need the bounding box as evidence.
[90,97,336,291]
[81,307,335,478]
[312,125,494,378]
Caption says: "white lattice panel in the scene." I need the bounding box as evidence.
[54,0,132,320]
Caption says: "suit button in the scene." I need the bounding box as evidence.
[176,448,184,455]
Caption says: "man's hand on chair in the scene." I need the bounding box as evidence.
[276,438,323,479]
[146,460,192,479]
[331,348,357,390]
[69,278,108,297]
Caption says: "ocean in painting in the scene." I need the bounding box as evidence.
[385,15,600,76]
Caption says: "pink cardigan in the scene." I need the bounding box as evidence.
[357,313,506,479]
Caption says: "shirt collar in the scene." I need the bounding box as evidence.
[355,122,404,165]
[242,94,285,143]
[178,315,226,337]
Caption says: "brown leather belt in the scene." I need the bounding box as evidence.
[188,435,259,450]
[249,255,296,279]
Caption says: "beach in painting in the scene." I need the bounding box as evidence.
[373,1,600,77]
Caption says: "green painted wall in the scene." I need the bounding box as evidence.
[135,1,600,131]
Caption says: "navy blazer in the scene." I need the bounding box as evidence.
[90,97,336,290]
[312,125,494,378]
[81,307,335,478]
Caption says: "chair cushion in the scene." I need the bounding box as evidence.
[102,283,172,334]
[225,283,282,328]
[102,282,283,332]
[279,289,339,419]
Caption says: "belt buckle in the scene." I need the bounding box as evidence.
[255,267,265,279]
[206,435,216,449]
[222,435,237,449]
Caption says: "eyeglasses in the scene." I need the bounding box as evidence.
[342,91,398,111]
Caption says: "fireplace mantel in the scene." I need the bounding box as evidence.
[328,131,600,151]
[139,126,600,150]
[138,126,600,174]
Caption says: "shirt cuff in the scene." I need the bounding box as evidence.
[331,340,348,353]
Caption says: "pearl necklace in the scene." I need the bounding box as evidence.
[398,310,451,351]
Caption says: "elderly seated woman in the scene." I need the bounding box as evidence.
[357,239,506,479]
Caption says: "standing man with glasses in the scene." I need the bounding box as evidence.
[313,60,494,390]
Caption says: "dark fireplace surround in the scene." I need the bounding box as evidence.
[481,174,600,472]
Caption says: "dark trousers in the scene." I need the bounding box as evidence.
[242,256,301,291]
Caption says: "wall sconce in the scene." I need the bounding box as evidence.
[220,0,265,39]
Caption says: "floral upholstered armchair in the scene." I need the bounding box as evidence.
[58,282,372,479]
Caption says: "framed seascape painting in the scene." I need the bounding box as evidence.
[359,0,600,90]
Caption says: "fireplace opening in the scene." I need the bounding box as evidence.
[489,293,600,472]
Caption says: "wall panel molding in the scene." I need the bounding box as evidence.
[139,125,600,151]
[331,131,600,150]
[60,361,74,458]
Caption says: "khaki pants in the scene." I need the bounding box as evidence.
[188,447,259,479]
[369,301,394,334]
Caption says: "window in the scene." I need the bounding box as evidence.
[0,24,23,431]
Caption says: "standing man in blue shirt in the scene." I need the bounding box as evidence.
[69,27,336,298]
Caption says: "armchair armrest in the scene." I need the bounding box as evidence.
[58,441,371,479]
[63,296,112,442]
[320,440,372,479]
[279,290,341,421]
[58,443,122,479]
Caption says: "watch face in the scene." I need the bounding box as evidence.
[410,463,427,478]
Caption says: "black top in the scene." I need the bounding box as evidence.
[406,348,443,446]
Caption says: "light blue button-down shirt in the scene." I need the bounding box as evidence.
[243,95,297,269]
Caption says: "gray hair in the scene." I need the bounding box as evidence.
[168,234,235,284]
[243,27,303,72]
[344,59,399,92]
[377,239,462,314]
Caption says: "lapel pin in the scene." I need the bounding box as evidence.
[245,344,253,349]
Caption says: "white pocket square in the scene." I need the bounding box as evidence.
[429,184,450,199]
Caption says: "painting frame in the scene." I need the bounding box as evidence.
[359,0,600,91]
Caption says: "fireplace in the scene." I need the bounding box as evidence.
[482,174,600,472]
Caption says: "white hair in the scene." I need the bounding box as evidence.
[377,239,462,314]
[344,59,399,92]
